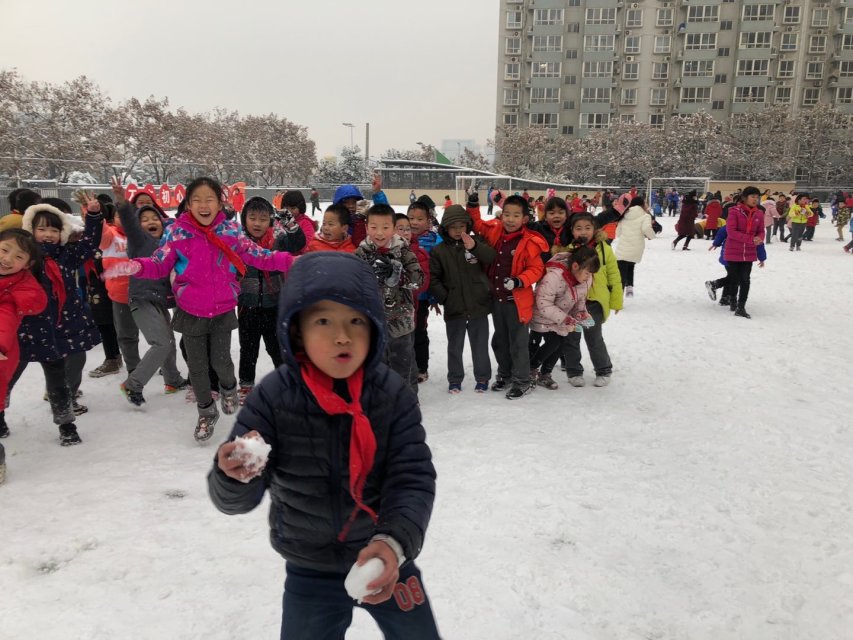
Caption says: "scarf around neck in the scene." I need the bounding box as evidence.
[185,213,247,276]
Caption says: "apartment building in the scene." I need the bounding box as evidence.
[496,0,853,137]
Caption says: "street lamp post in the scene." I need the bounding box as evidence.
[342,122,355,148]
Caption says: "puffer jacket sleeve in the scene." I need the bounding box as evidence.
[398,244,424,291]
[207,377,281,515]
[372,380,436,562]
[64,212,104,268]
[135,225,179,279]
[601,243,623,312]
[427,249,449,304]
[235,229,295,273]
[471,236,497,264]
[641,213,655,240]
[534,271,570,326]
[274,222,306,255]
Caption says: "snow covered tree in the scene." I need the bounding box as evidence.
[315,146,371,184]
[456,147,492,171]
[492,126,557,179]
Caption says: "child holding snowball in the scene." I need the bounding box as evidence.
[207,251,440,639]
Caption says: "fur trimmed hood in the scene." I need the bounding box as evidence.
[21,204,84,246]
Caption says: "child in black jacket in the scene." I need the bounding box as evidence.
[208,252,440,639]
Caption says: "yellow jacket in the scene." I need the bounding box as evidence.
[0,212,24,232]
[787,204,809,224]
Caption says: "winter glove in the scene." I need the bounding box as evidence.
[503,277,522,291]
[467,192,479,209]
[102,260,141,280]
[384,259,403,287]
[575,315,596,331]
[563,316,577,330]
[282,217,300,234]
[372,257,393,282]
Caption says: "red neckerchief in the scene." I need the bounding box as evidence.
[548,223,565,243]
[497,229,523,251]
[185,213,246,276]
[548,262,580,301]
[297,355,378,541]
[43,258,66,325]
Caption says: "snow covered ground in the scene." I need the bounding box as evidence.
[1,213,852,639]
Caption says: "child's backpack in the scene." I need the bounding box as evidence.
[612,193,632,215]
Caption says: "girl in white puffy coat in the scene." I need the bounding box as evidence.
[614,198,655,297]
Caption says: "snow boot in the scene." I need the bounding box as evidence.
[238,384,253,406]
[194,402,219,443]
[734,307,751,319]
[72,400,88,416]
[164,378,190,395]
[505,382,535,400]
[705,281,717,301]
[536,373,559,390]
[120,382,146,407]
[0,412,8,439]
[593,375,611,387]
[567,376,586,387]
[59,423,82,446]
[490,379,508,392]
[220,385,239,416]
[88,357,122,378]
[625,285,634,298]
[417,371,429,383]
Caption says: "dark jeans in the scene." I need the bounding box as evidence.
[711,265,733,299]
[385,332,418,396]
[804,225,816,241]
[281,562,440,640]
[704,229,717,240]
[491,301,530,385]
[414,302,430,374]
[97,322,120,360]
[311,201,321,215]
[563,300,612,377]
[773,217,788,241]
[179,337,219,392]
[9,356,79,425]
[728,261,753,309]
[673,235,692,249]
[790,222,806,248]
[444,315,491,384]
[617,260,635,288]
[238,306,282,386]
[530,332,567,370]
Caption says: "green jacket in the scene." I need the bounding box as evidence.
[584,231,623,321]
[787,203,809,224]
[429,234,496,321]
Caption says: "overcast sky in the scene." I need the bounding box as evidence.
[1,0,499,158]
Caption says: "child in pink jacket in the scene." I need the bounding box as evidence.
[529,247,600,390]
[105,177,295,441]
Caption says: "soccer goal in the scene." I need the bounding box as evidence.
[454,175,514,206]
[647,176,711,206]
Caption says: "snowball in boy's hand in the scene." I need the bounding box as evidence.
[223,432,271,483]
[344,557,385,603]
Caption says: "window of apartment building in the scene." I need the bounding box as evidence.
[812,8,829,27]
[567,0,580,6]
[652,62,670,80]
[686,33,717,50]
[585,8,616,25]
[657,8,674,26]
[582,87,612,103]
[564,75,577,84]
[837,87,853,104]
[650,114,665,129]
[846,8,853,25]
[580,113,610,129]
[802,88,821,106]
[683,60,715,77]
[505,63,520,80]
[584,35,615,51]
[783,6,801,25]
[622,88,638,105]
[733,86,767,103]
[568,23,581,33]
[503,88,520,106]
[841,61,853,77]
[583,61,613,78]
[742,4,774,21]
[534,9,564,25]
[780,33,799,51]
[806,61,824,80]
[720,20,733,30]
[843,35,853,51]
[532,62,561,77]
[623,62,640,80]
[681,87,712,103]
[621,114,636,124]
[626,9,643,27]
[718,47,731,57]
[778,60,795,78]
[654,36,672,54]
[739,32,772,49]
[687,5,719,22]
[624,36,641,54]
[809,35,827,54]
[531,87,560,103]
[650,88,668,105]
[506,11,522,28]
[712,100,725,110]
[533,35,563,52]
[566,49,579,59]
[737,59,769,76]
[503,113,518,127]
[561,125,575,135]
[529,113,559,129]
[715,73,728,83]
[505,37,520,55]
[775,87,792,104]
[563,100,576,110]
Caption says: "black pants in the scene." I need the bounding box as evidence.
[491,301,530,385]
[673,234,692,249]
[617,260,635,288]
[8,356,78,426]
[311,202,321,215]
[728,261,753,309]
[385,332,418,396]
[414,302,430,374]
[704,229,717,240]
[530,332,567,370]
[712,265,733,299]
[790,222,806,248]
[183,331,236,409]
[561,300,612,377]
[179,337,220,394]
[803,225,816,241]
[97,322,121,360]
[774,217,788,241]
[445,315,491,384]
[238,307,282,385]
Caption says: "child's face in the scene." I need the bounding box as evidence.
[34,222,61,244]
[446,220,468,241]
[245,210,271,239]
[286,205,301,219]
[321,211,347,242]
[0,239,33,276]
[572,220,595,244]
[408,209,430,236]
[395,219,412,243]
[342,197,359,214]
[571,262,591,283]
[188,185,221,226]
[501,204,526,233]
[298,300,371,379]
[743,194,760,208]
[135,194,155,208]
[545,207,567,228]
[366,215,394,248]
[139,210,164,239]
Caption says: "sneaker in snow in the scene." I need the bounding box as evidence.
[448,383,462,394]
[88,358,122,378]
[536,373,559,390]
[567,376,586,388]
[474,381,489,393]
[164,378,190,394]
[417,371,429,383]
[220,386,239,415]
[59,423,82,446]
[238,385,253,406]
[194,406,219,443]
[593,375,611,387]
[505,382,535,400]
[490,379,508,392]
[120,382,145,407]
[72,401,88,416]
[734,307,751,319]
[625,285,634,298]
[705,280,717,301]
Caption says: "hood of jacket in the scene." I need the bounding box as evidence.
[439,204,471,239]
[622,205,648,221]
[333,184,364,204]
[21,203,84,246]
[277,252,387,371]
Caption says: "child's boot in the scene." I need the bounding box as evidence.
[88,357,122,378]
[220,385,239,415]
[59,423,82,446]
[238,383,253,406]
[194,402,219,443]
[0,412,9,439]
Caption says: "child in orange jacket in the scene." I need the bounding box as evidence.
[466,193,547,399]
[304,204,357,253]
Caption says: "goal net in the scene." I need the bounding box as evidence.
[454,175,514,206]
[647,176,710,209]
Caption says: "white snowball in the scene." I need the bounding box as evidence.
[344,558,385,603]
[230,435,271,483]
